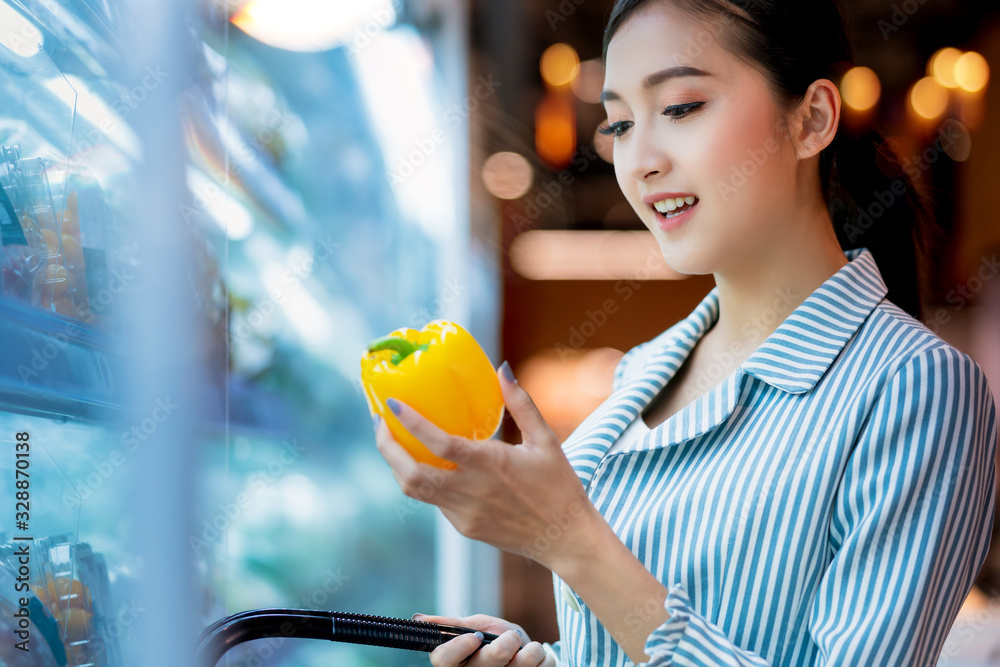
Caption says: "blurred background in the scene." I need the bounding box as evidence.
[0,0,997,665]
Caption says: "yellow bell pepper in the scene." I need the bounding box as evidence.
[361,320,505,469]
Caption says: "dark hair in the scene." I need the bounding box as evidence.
[602,0,940,320]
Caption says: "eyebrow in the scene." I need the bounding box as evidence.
[600,66,713,103]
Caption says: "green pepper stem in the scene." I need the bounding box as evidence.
[367,336,430,366]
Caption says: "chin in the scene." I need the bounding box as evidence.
[655,240,717,277]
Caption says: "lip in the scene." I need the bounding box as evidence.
[642,192,699,232]
[641,192,697,206]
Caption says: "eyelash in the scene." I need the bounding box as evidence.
[597,102,704,139]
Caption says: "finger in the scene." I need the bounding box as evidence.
[512,642,547,667]
[472,630,520,665]
[497,362,559,449]
[428,632,482,667]
[386,398,479,465]
[413,613,517,638]
[373,416,423,480]
[375,421,457,505]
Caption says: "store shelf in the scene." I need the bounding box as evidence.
[0,294,120,421]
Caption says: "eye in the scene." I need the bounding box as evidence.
[662,101,704,121]
[596,120,632,139]
[596,102,704,140]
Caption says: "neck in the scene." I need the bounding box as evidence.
[710,207,849,350]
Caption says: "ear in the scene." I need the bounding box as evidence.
[791,78,841,160]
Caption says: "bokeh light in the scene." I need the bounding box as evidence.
[481,151,533,200]
[929,47,962,88]
[535,93,576,168]
[0,2,43,58]
[571,58,604,104]
[955,51,990,93]
[841,66,881,112]
[540,43,580,88]
[231,0,396,52]
[909,77,949,119]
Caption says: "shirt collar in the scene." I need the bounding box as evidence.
[658,247,888,395]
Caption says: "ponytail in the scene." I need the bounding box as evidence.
[822,124,942,321]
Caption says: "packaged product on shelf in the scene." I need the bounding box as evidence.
[0,151,45,304]
[0,145,79,318]
[62,167,114,328]
[1,533,122,667]
[0,146,117,328]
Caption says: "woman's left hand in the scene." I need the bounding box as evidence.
[373,362,597,569]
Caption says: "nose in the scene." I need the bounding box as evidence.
[621,124,668,183]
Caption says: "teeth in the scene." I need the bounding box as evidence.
[652,196,697,213]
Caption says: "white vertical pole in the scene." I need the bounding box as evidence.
[430,0,502,620]
[118,0,199,662]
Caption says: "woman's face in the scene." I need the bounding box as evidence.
[602,2,802,276]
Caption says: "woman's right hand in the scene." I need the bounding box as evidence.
[413,613,555,667]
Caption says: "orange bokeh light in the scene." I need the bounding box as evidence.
[535,93,576,169]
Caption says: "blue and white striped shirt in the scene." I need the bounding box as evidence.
[546,247,998,666]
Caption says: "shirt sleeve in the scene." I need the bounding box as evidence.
[542,640,562,665]
[635,346,998,666]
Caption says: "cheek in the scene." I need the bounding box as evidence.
[703,100,786,204]
[614,161,641,209]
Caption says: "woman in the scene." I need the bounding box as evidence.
[373,0,998,665]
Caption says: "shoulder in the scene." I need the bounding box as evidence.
[856,299,995,420]
[862,299,981,371]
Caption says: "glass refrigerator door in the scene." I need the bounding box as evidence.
[1,0,151,664]
[2,0,496,665]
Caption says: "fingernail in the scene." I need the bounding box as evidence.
[387,398,403,415]
[474,631,484,641]
[372,413,380,430]
[411,612,424,620]
[500,360,516,384]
